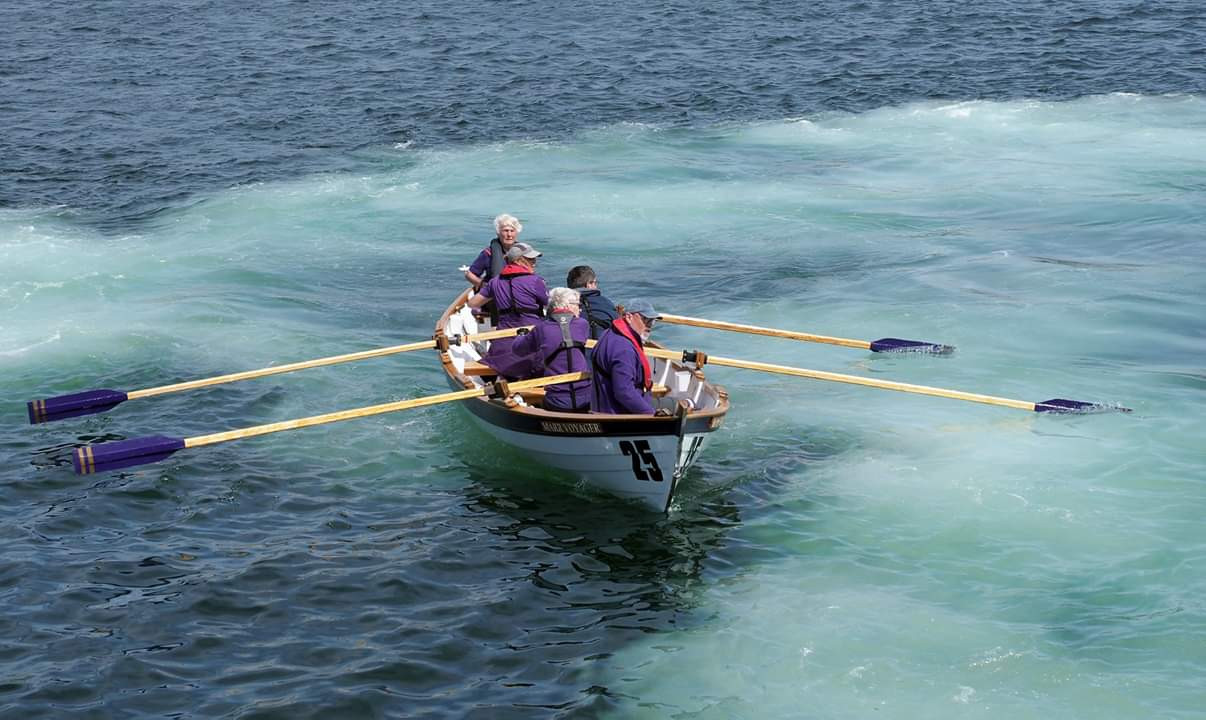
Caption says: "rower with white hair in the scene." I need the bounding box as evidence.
[496,286,592,413]
[464,213,523,289]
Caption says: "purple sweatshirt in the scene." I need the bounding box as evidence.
[468,239,502,282]
[590,319,655,415]
[507,314,591,411]
[478,265,548,364]
[477,265,548,330]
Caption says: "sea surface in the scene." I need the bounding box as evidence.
[3,1,1206,718]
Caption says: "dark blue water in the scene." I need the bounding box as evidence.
[4,2,1206,718]
[3,0,1203,228]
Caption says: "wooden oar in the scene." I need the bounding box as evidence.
[659,313,954,354]
[28,327,525,425]
[73,371,587,475]
[644,347,1129,414]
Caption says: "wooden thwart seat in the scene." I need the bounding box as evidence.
[463,357,669,407]
[520,385,668,409]
[462,360,497,377]
[518,389,546,406]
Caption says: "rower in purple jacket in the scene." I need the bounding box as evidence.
[591,299,665,415]
[466,241,549,366]
[498,287,592,412]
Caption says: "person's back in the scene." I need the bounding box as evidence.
[475,243,548,330]
[566,265,619,340]
[496,287,591,412]
[578,287,619,339]
[468,242,549,368]
[523,316,591,412]
[591,301,662,415]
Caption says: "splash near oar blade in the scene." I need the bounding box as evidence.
[1034,398,1132,414]
[73,435,186,475]
[868,338,956,355]
[28,389,129,424]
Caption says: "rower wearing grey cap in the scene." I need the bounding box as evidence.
[590,299,665,415]
[467,242,549,366]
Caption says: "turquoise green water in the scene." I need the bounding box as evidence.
[4,95,1204,717]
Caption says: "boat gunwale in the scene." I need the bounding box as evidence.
[434,289,730,433]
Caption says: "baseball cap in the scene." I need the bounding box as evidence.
[504,242,542,262]
[624,299,662,320]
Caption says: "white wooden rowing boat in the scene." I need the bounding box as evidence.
[435,290,730,511]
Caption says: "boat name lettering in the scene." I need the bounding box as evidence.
[540,421,603,434]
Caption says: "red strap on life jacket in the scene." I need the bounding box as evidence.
[610,318,652,391]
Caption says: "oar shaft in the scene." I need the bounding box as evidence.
[185,387,480,447]
[184,371,589,449]
[75,371,591,474]
[31,327,526,425]
[641,346,1036,411]
[129,339,430,399]
[718,355,1035,410]
[126,327,522,400]
[659,313,871,350]
[658,313,954,354]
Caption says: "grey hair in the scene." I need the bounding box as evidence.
[493,213,522,235]
[547,287,580,313]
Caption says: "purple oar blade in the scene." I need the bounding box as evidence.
[28,389,129,424]
[74,435,186,475]
[1035,398,1132,414]
[868,338,956,354]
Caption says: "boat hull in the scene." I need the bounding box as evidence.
[437,290,728,511]
[459,408,711,511]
